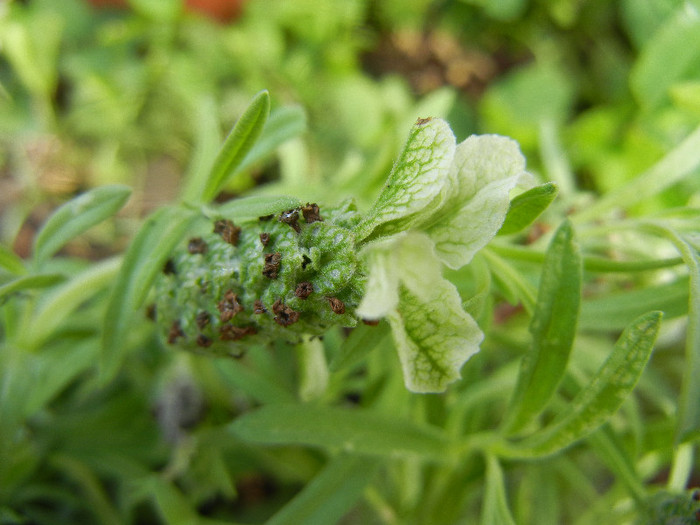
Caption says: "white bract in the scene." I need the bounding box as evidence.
[356,118,527,393]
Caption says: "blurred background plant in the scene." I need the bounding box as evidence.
[1,0,699,523]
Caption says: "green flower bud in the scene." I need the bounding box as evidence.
[639,489,700,525]
[154,200,366,357]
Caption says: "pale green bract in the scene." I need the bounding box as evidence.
[156,118,528,393]
[356,118,527,392]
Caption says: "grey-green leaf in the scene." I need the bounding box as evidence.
[503,220,581,435]
[500,311,662,458]
[481,455,517,525]
[229,404,454,461]
[266,455,379,525]
[211,195,302,219]
[33,185,131,266]
[101,206,197,383]
[498,182,558,236]
[200,90,271,203]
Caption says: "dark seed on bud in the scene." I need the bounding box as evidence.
[295,281,314,299]
[301,203,322,223]
[301,255,312,270]
[217,290,243,322]
[195,311,210,330]
[187,237,208,254]
[416,117,432,126]
[262,252,282,279]
[327,297,345,315]
[196,334,213,348]
[279,209,301,233]
[168,321,185,344]
[259,214,274,221]
[253,300,267,314]
[272,299,300,326]
[362,318,380,326]
[163,259,177,275]
[259,232,271,246]
[220,324,257,341]
[213,219,241,246]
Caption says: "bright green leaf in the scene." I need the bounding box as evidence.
[200,90,271,203]
[101,206,197,383]
[0,274,65,301]
[32,185,131,267]
[426,134,526,269]
[22,258,121,349]
[481,455,517,525]
[230,404,454,461]
[630,6,700,109]
[209,195,302,219]
[266,455,379,525]
[504,221,581,434]
[0,245,26,275]
[329,321,390,373]
[498,182,558,236]
[500,311,662,458]
[355,118,456,240]
[237,105,307,174]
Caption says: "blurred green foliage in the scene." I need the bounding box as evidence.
[1,0,700,523]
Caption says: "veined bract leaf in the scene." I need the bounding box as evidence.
[101,206,197,383]
[32,185,131,267]
[355,118,456,240]
[503,220,581,435]
[498,182,558,236]
[499,311,662,458]
[426,134,525,269]
[266,455,379,525]
[229,404,454,461]
[200,90,270,203]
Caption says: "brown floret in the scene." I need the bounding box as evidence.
[253,300,267,314]
[259,232,271,246]
[220,324,257,341]
[213,219,241,246]
[168,320,185,344]
[301,203,322,223]
[279,209,301,233]
[262,252,282,279]
[327,297,346,315]
[195,311,210,330]
[294,281,314,299]
[187,237,208,254]
[217,290,243,322]
[272,299,300,326]
[196,334,213,348]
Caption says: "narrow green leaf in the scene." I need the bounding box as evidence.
[209,195,302,219]
[22,258,121,349]
[481,455,517,525]
[147,476,201,525]
[229,404,454,461]
[266,455,379,525]
[200,90,270,203]
[504,221,581,434]
[0,245,26,275]
[32,185,131,266]
[101,206,197,383]
[500,311,662,458]
[214,360,296,405]
[0,274,64,301]
[237,105,307,174]
[498,182,558,235]
[580,276,688,331]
